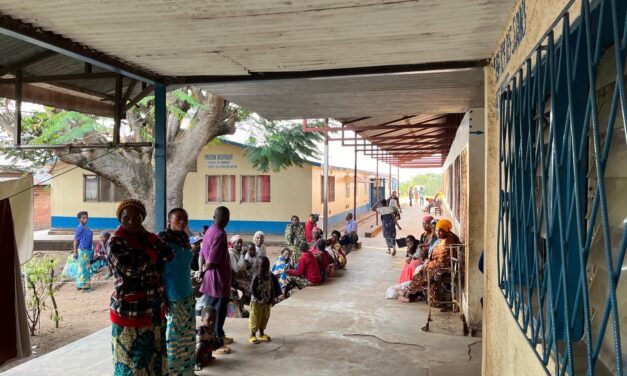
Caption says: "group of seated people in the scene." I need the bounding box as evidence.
[423,191,444,213]
[386,215,461,308]
[214,213,357,318]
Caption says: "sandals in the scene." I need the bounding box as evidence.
[257,334,272,342]
[392,249,396,256]
[214,345,232,354]
[249,336,260,344]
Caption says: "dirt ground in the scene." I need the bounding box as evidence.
[1,247,285,373]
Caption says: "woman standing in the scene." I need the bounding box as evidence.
[284,215,306,265]
[108,199,174,376]
[375,199,402,255]
[158,208,195,376]
[73,211,93,291]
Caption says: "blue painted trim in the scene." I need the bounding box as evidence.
[154,84,167,231]
[326,203,370,227]
[52,216,120,230]
[51,216,290,235]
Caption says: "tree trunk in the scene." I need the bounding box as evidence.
[55,90,236,232]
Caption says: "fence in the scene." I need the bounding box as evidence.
[497,0,627,374]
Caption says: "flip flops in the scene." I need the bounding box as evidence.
[249,336,260,344]
[257,334,272,342]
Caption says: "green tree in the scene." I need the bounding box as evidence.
[23,256,61,335]
[0,89,323,229]
[243,116,323,172]
[400,172,442,198]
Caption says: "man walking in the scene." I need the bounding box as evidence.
[408,186,414,207]
[200,206,233,354]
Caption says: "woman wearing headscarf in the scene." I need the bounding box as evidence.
[91,231,111,274]
[250,231,266,259]
[284,215,306,264]
[400,219,460,304]
[108,199,174,375]
[228,235,251,303]
[158,208,195,375]
[375,199,402,255]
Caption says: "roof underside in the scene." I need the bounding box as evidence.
[0,0,514,167]
[1,0,514,77]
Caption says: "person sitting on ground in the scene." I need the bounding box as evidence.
[249,231,267,259]
[91,231,111,276]
[228,235,251,304]
[311,238,332,281]
[285,215,307,265]
[195,306,223,371]
[344,213,357,237]
[310,226,323,248]
[327,230,347,269]
[304,214,318,244]
[248,256,282,344]
[401,219,461,304]
[284,242,322,298]
[398,235,425,284]
[271,248,293,292]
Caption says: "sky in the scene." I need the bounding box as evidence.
[2,102,441,183]
[224,120,441,182]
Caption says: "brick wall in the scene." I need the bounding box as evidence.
[33,185,51,230]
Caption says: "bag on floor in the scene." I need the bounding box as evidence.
[226,300,243,318]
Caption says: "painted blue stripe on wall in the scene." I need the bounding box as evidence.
[326,203,371,227]
[51,216,290,235]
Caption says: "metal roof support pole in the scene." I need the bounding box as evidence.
[397,165,400,197]
[113,74,123,145]
[322,119,329,239]
[375,158,379,226]
[388,162,392,197]
[154,84,167,232]
[353,145,357,220]
[14,69,22,145]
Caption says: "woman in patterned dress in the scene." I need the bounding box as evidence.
[284,215,306,265]
[108,199,174,376]
[159,208,195,375]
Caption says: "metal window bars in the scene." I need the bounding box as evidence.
[497,0,627,374]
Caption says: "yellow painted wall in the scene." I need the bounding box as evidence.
[182,142,312,222]
[310,166,371,223]
[483,0,575,374]
[50,163,120,218]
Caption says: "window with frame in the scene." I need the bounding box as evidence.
[320,175,336,202]
[206,175,236,202]
[241,175,271,203]
[83,175,125,202]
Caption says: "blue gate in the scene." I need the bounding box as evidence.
[497,0,627,374]
[369,178,386,208]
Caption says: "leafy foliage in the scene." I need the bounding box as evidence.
[243,118,323,172]
[22,256,62,335]
[399,172,442,198]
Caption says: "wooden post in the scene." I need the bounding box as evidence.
[113,74,122,144]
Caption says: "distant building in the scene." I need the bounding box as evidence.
[0,166,51,231]
[49,140,381,234]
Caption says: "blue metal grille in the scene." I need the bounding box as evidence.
[497,0,627,374]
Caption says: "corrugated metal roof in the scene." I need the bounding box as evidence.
[0,0,514,76]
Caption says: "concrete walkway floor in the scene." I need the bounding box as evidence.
[5,207,481,376]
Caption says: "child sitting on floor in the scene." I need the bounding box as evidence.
[195,306,223,371]
[249,256,282,344]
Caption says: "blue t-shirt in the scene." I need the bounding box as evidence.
[163,243,193,301]
[74,224,93,250]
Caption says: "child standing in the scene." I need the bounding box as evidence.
[195,306,223,371]
[248,256,281,344]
